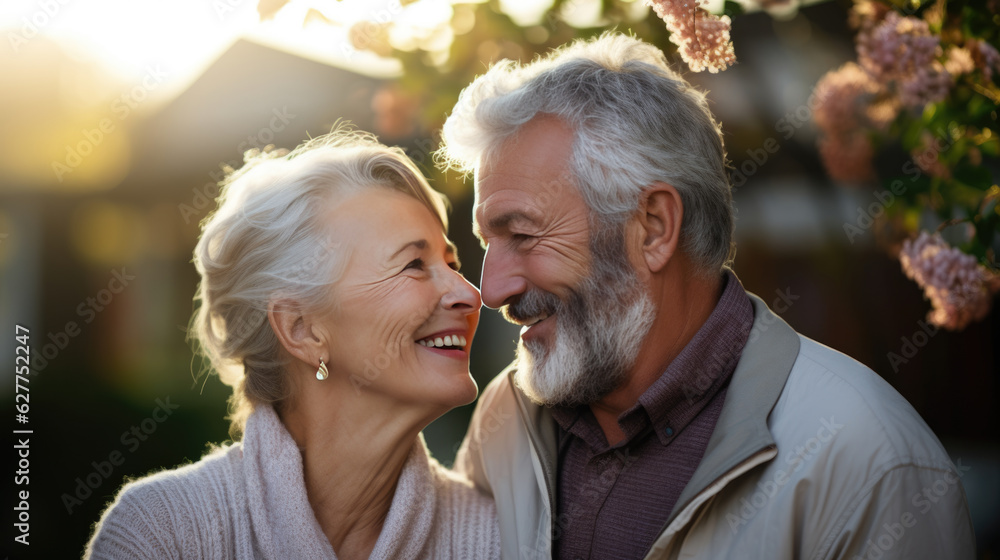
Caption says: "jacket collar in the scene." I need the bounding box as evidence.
[510,375,559,516]
[665,291,799,525]
[507,290,800,532]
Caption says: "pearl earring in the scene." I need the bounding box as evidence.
[315,358,329,381]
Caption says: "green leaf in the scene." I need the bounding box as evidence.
[981,137,1000,157]
[953,163,996,191]
[723,1,744,17]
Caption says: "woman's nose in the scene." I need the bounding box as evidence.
[440,268,482,313]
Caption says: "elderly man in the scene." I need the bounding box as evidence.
[439,33,975,560]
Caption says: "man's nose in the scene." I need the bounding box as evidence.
[480,245,527,309]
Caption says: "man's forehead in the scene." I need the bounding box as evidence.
[473,181,541,217]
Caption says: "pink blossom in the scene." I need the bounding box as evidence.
[971,40,1000,81]
[898,62,952,107]
[818,132,876,183]
[899,232,1000,330]
[813,62,879,136]
[857,13,938,80]
[865,97,899,131]
[647,0,736,73]
[944,46,976,76]
[856,12,951,109]
[812,63,879,183]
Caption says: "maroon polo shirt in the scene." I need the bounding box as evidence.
[551,271,754,560]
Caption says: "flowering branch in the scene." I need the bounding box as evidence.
[814,0,1000,330]
[645,0,737,73]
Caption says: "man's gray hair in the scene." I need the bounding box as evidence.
[438,32,735,273]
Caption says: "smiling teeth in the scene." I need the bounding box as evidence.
[417,335,467,348]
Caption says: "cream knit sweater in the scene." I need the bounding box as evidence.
[85,405,500,559]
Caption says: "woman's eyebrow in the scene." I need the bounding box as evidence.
[389,239,458,259]
[390,239,428,260]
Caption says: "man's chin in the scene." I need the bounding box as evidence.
[513,354,611,408]
[513,348,560,406]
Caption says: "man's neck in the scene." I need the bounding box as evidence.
[590,271,725,445]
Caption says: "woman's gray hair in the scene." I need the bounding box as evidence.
[191,126,448,437]
[437,32,734,273]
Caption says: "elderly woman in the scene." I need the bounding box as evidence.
[85,129,499,559]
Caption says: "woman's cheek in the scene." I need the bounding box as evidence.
[466,309,481,340]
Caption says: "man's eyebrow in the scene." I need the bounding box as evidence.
[475,211,540,239]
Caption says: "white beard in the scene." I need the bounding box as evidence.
[512,278,655,408]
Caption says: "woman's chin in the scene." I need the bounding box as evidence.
[449,374,480,405]
[426,373,479,409]
[456,374,480,406]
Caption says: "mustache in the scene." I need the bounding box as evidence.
[502,289,562,324]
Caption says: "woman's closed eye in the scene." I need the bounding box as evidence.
[402,257,461,274]
[403,258,424,272]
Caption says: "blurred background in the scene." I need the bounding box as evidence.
[1,0,997,557]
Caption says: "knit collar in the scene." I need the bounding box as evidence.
[241,405,438,559]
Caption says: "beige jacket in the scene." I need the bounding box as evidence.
[456,293,975,560]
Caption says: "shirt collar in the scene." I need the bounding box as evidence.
[626,270,753,445]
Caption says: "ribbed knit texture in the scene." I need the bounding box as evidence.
[85,405,499,559]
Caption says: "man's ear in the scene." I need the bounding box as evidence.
[636,182,683,274]
[268,298,325,366]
